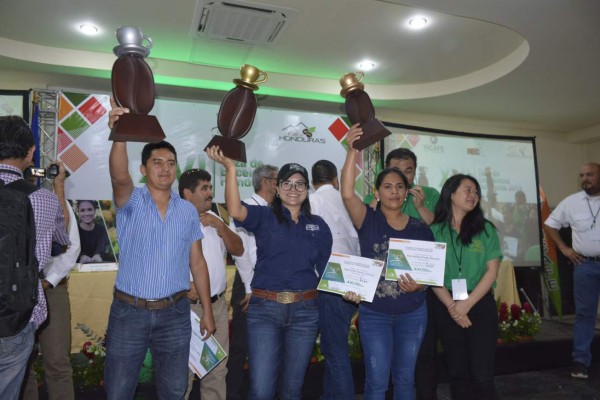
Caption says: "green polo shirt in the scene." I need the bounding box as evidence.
[431,222,502,291]
[364,184,440,220]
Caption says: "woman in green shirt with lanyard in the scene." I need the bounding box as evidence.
[430,174,502,400]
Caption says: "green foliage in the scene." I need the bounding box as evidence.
[497,302,542,344]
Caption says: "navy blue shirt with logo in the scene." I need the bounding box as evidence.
[358,207,434,314]
[235,204,333,291]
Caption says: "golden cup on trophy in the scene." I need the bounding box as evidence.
[204,64,269,162]
[340,71,390,150]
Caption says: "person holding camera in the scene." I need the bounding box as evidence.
[21,161,82,400]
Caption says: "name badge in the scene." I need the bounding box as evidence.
[451,279,468,300]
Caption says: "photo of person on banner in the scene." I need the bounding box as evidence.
[71,199,116,263]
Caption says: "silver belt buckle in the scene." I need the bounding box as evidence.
[276,292,295,304]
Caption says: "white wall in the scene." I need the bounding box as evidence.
[0,67,594,207]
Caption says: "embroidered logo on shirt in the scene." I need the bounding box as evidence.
[306,224,320,231]
[469,239,484,253]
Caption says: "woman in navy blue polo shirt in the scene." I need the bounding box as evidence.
[341,125,434,400]
[207,146,332,400]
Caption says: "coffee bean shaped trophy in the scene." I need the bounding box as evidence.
[204,64,268,162]
[340,72,390,150]
[109,26,165,142]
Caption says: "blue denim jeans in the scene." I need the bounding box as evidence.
[104,297,191,400]
[572,260,600,367]
[246,296,319,400]
[318,291,357,400]
[0,321,34,400]
[359,302,427,400]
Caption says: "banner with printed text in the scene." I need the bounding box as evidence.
[56,92,361,266]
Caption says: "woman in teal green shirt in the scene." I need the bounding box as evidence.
[430,174,502,400]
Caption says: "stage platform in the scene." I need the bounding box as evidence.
[36,317,599,399]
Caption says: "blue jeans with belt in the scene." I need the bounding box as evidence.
[318,291,358,400]
[572,259,600,367]
[104,296,191,400]
[359,302,427,400]
[246,296,318,400]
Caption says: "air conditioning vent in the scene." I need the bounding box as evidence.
[191,0,297,46]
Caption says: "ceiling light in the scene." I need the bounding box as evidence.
[358,61,376,71]
[79,24,99,35]
[407,17,428,30]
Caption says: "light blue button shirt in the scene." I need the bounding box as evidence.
[114,186,204,298]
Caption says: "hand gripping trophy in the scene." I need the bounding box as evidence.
[339,71,390,150]
[109,26,165,142]
[204,64,268,162]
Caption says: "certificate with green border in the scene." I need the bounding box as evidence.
[189,311,227,379]
[318,253,384,302]
[385,238,446,286]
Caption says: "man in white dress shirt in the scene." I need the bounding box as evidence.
[226,164,278,400]
[180,169,244,400]
[545,162,600,380]
[310,160,360,400]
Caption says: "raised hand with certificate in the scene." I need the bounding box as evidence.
[385,238,447,286]
[317,253,384,302]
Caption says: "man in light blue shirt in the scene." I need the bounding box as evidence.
[104,100,215,399]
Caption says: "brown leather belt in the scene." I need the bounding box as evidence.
[114,289,187,310]
[251,288,317,304]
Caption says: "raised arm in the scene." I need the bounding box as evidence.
[206,146,248,222]
[107,97,134,208]
[341,124,367,229]
[52,160,69,230]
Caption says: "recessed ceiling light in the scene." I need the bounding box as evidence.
[407,17,428,30]
[358,61,376,71]
[79,24,99,35]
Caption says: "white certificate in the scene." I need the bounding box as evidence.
[385,238,447,286]
[317,253,384,302]
[189,311,227,379]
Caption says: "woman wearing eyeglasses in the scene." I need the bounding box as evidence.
[207,146,332,400]
[341,125,434,400]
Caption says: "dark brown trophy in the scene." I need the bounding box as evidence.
[109,26,165,143]
[340,72,390,150]
[204,64,268,163]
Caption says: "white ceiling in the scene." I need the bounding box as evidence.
[1,0,599,136]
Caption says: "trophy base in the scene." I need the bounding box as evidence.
[109,114,165,143]
[204,136,247,163]
[352,119,391,150]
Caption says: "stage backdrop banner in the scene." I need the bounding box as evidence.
[383,123,541,268]
[58,92,356,202]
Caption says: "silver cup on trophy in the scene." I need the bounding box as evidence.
[109,26,165,142]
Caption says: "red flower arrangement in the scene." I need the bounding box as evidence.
[497,302,541,344]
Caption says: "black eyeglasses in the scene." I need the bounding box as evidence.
[280,181,307,192]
